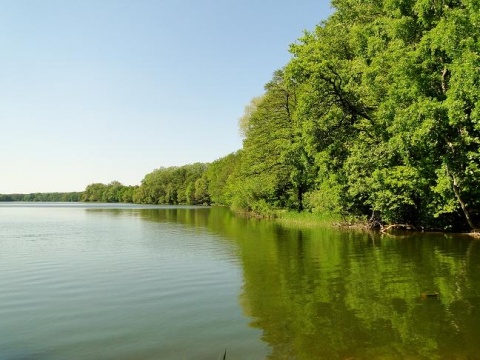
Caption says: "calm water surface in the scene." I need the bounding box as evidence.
[1,203,480,359]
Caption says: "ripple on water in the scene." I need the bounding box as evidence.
[0,213,245,359]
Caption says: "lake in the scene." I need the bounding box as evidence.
[1,203,479,359]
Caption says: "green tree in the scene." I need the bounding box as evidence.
[285,0,480,229]
[232,70,310,214]
[134,163,207,205]
[205,152,242,206]
[82,183,108,202]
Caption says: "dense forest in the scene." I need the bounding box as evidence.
[2,0,479,231]
[0,192,83,202]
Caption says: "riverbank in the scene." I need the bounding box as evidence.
[273,210,361,229]
[271,209,480,238]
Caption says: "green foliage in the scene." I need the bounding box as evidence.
[304,174,344,215]
[82,181,137,203]
[368,166,427,224]
[238,96,263,138]
[0,192,83,202]
[230,177,276,217]
[279,0,480,230]
[134,163,207,205]
[204,151,242,206]
[227,69,318,215]
[193,176,210,205]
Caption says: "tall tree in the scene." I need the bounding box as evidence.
[233,70,311,213]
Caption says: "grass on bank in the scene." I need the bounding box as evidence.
[273,210,359,229]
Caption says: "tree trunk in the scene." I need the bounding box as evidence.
[452,181,477,230]
[297,187,304,212]
[449,171,477,230]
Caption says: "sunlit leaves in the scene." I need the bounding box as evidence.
[281,0,480,228]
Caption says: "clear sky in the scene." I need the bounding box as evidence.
[0,0,332,193]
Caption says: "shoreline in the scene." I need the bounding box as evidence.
[3,200,479,237]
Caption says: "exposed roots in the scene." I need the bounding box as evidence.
[380,223,417,233]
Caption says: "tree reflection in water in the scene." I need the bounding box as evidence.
[135,206,480,359]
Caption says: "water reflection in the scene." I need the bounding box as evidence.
[86,206,480,358]
[235,229,480,359]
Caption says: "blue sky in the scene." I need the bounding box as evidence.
[0,0,332,193]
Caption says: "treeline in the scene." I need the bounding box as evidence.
[82,181,137,203]
[132,163,208,204]
[81,160,237,206]
[4,0,479,231]
[82,164,210,205]
[115,0,479,231]
[0,192,83,202]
